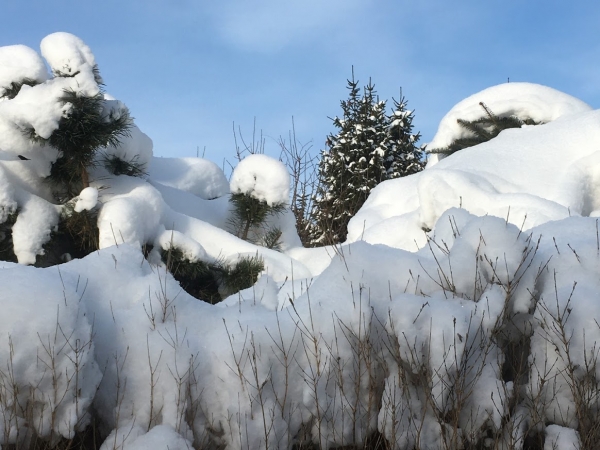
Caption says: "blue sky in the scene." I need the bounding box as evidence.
[3,1,600,164]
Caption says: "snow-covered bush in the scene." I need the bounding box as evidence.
[228,154,290,249]
[156,229,264,303]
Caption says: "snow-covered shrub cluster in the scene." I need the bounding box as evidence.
[2,34,600,450]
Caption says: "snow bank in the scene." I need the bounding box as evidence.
[348,107,600,248]
[5,208,598,449]
[427,82,592,163]
[0,264,101,443]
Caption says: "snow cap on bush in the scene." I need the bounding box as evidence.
[230,154,289,205]
[40,32,96,77]
[0,45,48,96]
[40,32,100,96]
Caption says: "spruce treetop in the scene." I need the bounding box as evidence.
[309,72,424,246]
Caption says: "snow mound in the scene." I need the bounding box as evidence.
[427,82,592,163]
[348,107,600,248]
[0,45,48,97]
[230,154,290,205]
[148,156,229,200]
[0,264,101,443]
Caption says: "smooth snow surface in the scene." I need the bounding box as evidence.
[148,156,229,200]
[1,37,599,450]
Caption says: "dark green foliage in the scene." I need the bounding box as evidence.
[23,82,132,201]
[228,192,286,248]
[0,210,18,263]
[428,102,541,156]
[33,89,133,199]
[160,245,264,304]
[386,96,426,178]
[36,203,99,267]
[0,77,39,100]
[23,64,131,199]
[219,254,264,297]
[101,153,147,177]
[309,74,424,246]
[161,246,222,304]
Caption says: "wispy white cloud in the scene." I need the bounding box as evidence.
[206,0,372,52]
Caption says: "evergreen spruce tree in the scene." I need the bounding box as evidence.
[309,74,424,246]
[386,96,426,178]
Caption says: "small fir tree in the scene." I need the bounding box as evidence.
[228,154,290,250]
[386,96,426,178]
[309,74,424,246]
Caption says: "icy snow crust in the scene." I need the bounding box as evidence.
[1,36,599,449]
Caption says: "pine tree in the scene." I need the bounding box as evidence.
[309,74,424,246]
[228,193,286,249]
[25,65,132,264]
[30,80,132,201]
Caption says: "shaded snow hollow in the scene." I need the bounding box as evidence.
[0,35,597,450]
